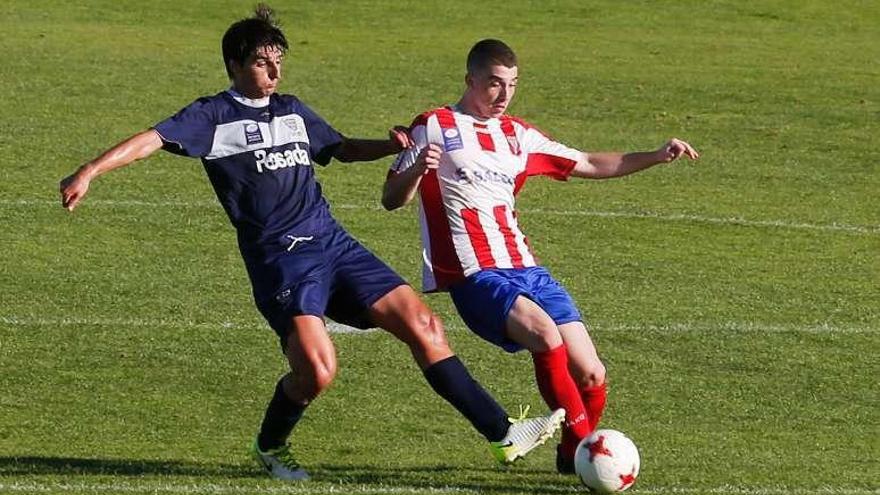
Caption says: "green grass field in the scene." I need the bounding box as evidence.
[1,1,878,494]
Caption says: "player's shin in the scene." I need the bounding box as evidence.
[422,355,510,441]
[257,375,309,451]
[532,345,591,460]
[580,382,607,432]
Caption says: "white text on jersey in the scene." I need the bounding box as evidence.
[254,144,311,173]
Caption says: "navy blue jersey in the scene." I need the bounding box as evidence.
[154,90,343,261]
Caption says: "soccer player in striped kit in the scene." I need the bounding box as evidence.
[59,11,565,481]
[383,39,699,474]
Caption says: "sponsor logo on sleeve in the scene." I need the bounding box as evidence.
[442,128,464,152]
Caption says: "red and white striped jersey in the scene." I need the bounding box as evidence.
[389,106,582,292]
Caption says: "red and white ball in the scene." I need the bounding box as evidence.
[574,429,640,493]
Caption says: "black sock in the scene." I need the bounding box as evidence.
[257,376,307,451]
[422,355,510,442]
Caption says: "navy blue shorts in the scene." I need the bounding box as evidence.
[449,267,582,353]
[249,225,406,340]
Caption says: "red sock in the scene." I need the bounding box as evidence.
[580,382,607,432]
[532,345,590,460]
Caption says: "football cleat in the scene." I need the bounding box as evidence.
[252,438,310,481]
[489,406,565,464]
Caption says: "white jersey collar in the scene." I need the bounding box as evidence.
[227,88,270,108]
[450,103,496,123]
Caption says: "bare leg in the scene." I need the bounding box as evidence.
[558,321,605,388]
[369,284,453,369]
[368,285,509,441]
[257,315,337,452]
[282,315,338,403]
[559,321,607,431]
[506,296,590,459]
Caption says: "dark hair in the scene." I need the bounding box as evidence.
[466,39,517,75]
[221,4,289,78]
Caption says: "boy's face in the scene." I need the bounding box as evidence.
[231,45,284,99]
[466,64,518,119]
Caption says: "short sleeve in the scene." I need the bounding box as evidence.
[294,100,344,166]
[389,115,429,175]
[153,98,217,158]
[514,118,581,180]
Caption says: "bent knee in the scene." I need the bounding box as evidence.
[407,312,450,350]
[572,360,606,388]
[313,359,337,391]
[295,356,337,400]
[534,325,564,351]
[513,322,563,352]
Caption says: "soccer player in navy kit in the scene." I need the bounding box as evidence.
[59,7,563,481]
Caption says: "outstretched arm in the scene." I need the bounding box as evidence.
[333,127,413,163]
[571,138,699,179]
[60,129,164,211]
[382,144,442,210]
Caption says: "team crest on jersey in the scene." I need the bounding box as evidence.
[244,123,264,145]
[282,116,300,134]
[442,128,464,152]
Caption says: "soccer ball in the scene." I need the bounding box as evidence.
[574,429,640,493]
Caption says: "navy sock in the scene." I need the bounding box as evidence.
[257,376,307,451]
[422,355,510,442]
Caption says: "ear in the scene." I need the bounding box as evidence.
[464,73,474,88]
[228,59,244,78]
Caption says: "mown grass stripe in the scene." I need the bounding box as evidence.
[0,482,469,494]
[3,199,876,235]
[0,482,876,495]
[0,316,371,334]
[1,316,874,335]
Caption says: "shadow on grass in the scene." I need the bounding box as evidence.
[309,463,577,494]
[0,456,261,477]
[1,457,578,494]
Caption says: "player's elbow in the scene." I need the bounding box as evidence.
[381,193,403,211]
[572,163,615,180]
[381,184,407,211]
[332,139,356,163]
[571,153,606,180]
[334,151,355,163]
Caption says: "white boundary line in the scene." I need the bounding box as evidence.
[0,316,373,334]
[3,199,877,235]
[524,207,879,235]
[1,316,874,335]
[641,489,880,495]
[585,322,877,335]
[0,481,465,494]
[0,481,876,495]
